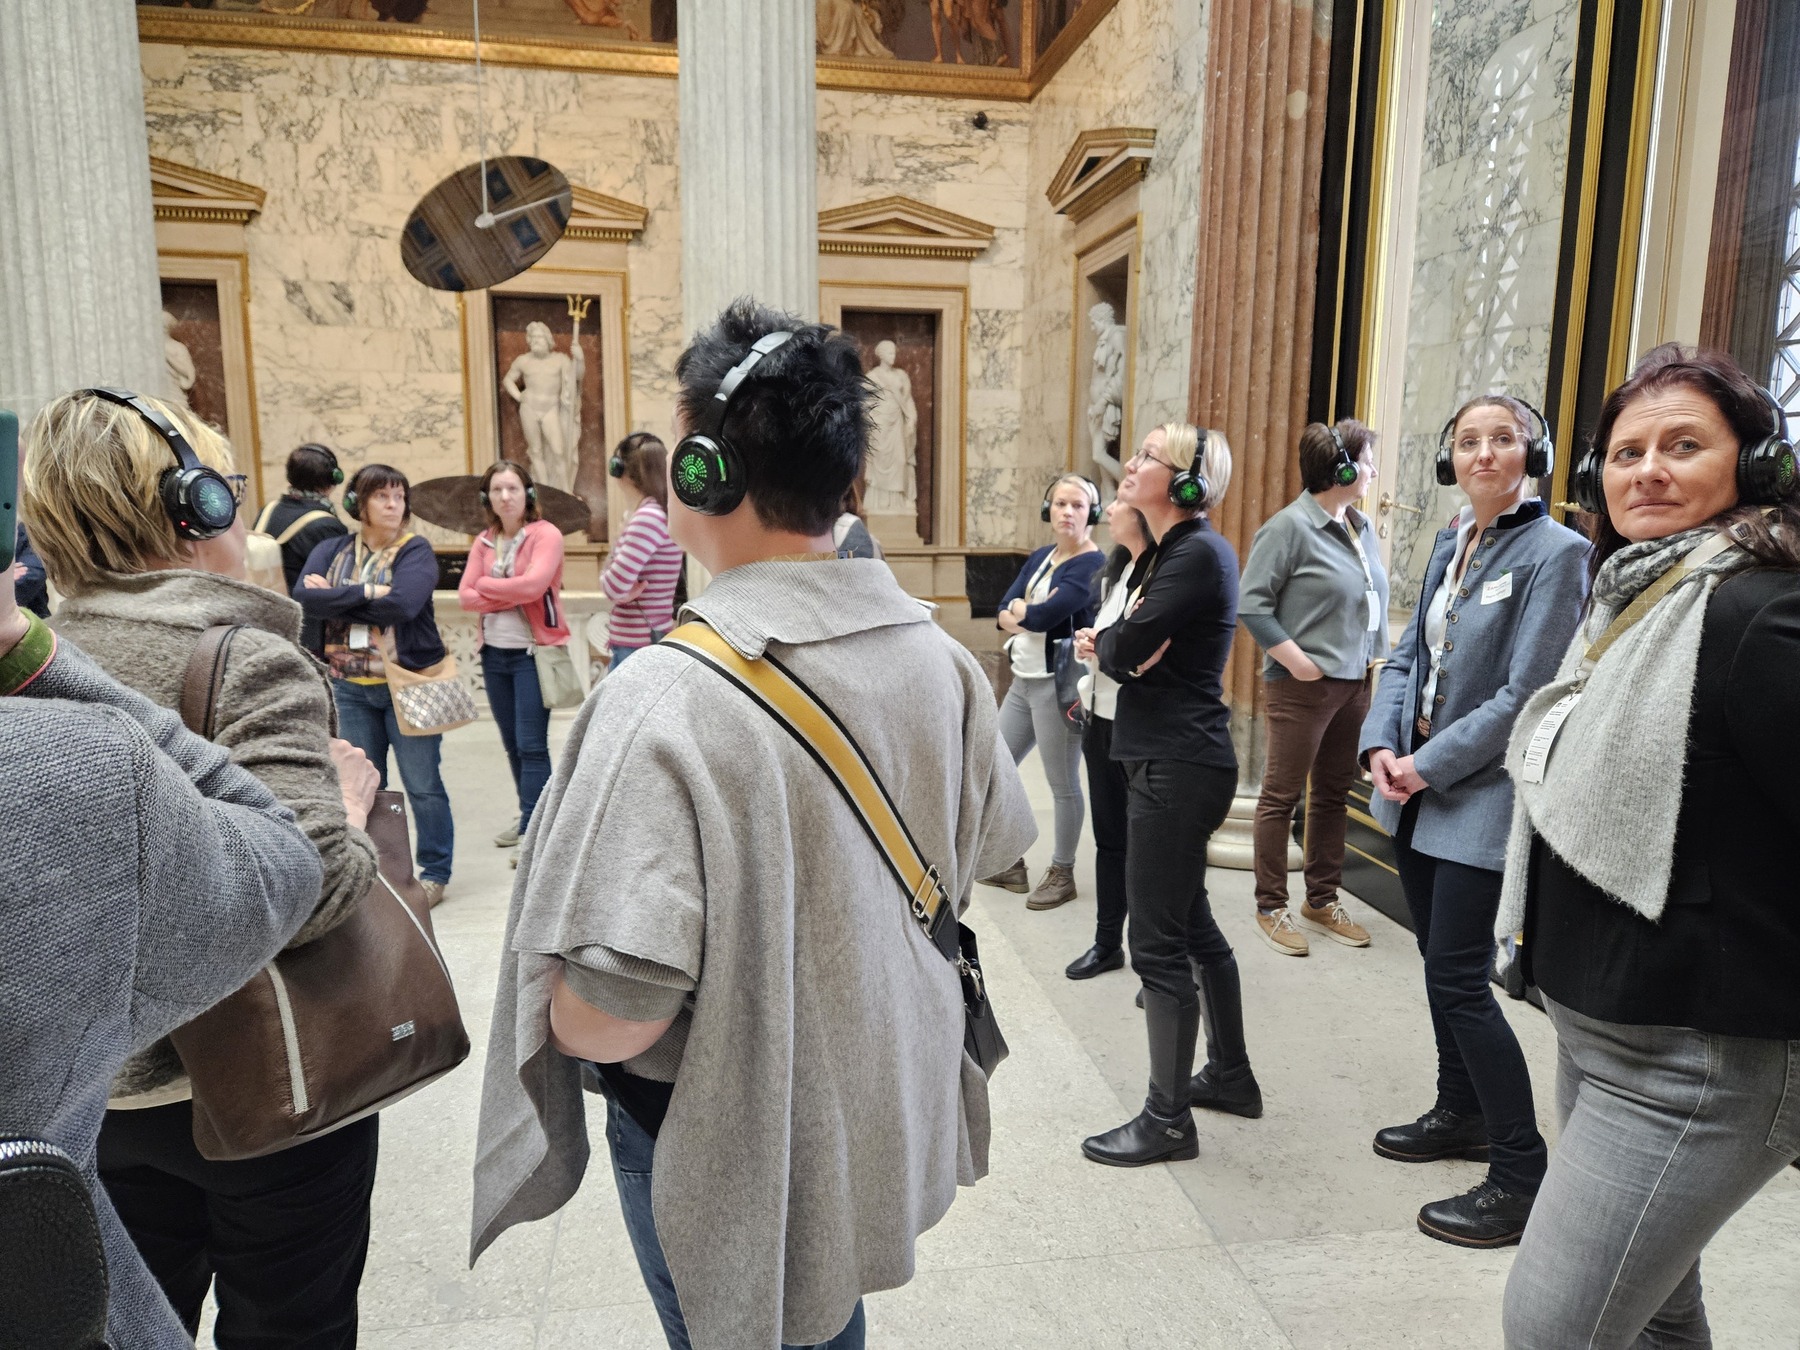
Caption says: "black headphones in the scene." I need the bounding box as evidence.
[83,387,239,541]
[670,330,795,516]
[1325,424,1361,487]
[1436,398,1555,487]
[1167,429,1210,510]
[297,442,345,486]
[608,452,626,478]
[478,462,537,506]
[1041,474,1101,525]
[1571,384,1797,515]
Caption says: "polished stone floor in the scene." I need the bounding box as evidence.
[200,713,1800,1348]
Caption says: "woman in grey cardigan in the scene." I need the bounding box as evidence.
[0,602,325,1349]
[1357,395,1587,1249]
[22,389,382,1348]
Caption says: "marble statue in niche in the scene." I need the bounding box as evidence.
[164,310,197,412]
[865,340,919,514]
[817,0,894,57]
[503,313,585,493]
[491,292,609,537]
[1086,301,1127,490]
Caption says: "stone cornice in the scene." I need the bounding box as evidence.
[1047,128,1157,224]
[818,195,995,260]
[150,157,266,225]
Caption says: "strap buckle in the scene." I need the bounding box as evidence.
[910,864,944,925]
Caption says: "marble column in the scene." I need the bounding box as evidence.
[0,0,166,423]
[677,0,818,332]
[1188,0,1334,867]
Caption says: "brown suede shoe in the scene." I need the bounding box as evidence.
[977,858,1030,893]
[1256,907,1309,956]
[1297,899,1372,948]
[1025,862,1078,910]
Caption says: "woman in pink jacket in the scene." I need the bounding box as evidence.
[458,459,569,849]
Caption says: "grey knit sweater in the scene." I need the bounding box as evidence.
[52,569,378,1103]
[0,626,323,1347]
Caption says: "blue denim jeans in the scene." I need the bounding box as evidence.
[610,643,643,669]
[603,1097,866,1350]
[331,679,454,884]
[479,645,552,832]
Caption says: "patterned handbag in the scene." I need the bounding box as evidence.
[381,634,479,736]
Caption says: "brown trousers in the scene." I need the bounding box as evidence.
[1253,673,1371,914]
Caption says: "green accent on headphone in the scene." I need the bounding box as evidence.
[1171,474,1203,507]
[675,449,714,496]
[1780,450,1797,494]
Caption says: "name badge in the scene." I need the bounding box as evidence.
[1366,590,1382,632]
[349,623,371,650]
[1481,572,1514,605]
[1520,691,1581,784]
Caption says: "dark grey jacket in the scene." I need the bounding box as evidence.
[1358,505,1589,870]
[0,628,322,1347]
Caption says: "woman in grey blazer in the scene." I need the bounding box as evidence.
[1357,395,1588,1248]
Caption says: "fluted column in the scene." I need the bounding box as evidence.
[0,0,166,423]
[1189,0,1334,866]
[678,0,818,331]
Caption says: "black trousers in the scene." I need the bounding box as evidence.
[1123,758,1238,1003]
[1082,714,1130,952]
[97,1101,379,1349]
[1392,803,1547,1193]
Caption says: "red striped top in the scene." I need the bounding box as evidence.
[602,498,683,648]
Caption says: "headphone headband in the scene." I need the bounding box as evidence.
[82,387,239,541]
[671,330,797,516]
[1435,396,1555,487]
[1041,473,1102,525]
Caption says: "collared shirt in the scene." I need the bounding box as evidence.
[1418,499,1536,724]
[1239,492,1391,681]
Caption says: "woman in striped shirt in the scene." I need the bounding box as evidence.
[602,432,684,666]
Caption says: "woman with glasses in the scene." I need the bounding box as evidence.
[1358,395,1587,1248]
[22,388,384,1346]
[1082,422,1251,1167]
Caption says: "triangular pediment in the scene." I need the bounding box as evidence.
[150,157,266,224]
[1047,128,1156,223]
[818,195,995,260]
[565,187,648,242]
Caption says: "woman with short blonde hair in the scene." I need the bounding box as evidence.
[23,387,383,1345]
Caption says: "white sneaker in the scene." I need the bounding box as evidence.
[494,822,521,848]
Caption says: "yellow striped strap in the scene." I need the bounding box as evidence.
[661,622,959,961]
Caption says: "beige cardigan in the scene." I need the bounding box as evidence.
[52,569,377,1104]
[471,559,1037,1350]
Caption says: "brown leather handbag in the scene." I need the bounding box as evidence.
[168,625,471,1160]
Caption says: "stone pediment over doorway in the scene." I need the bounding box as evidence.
[564,188,648,243]
[1047,128,1156,224]
[818,196,995,261]
[149,157,266,225]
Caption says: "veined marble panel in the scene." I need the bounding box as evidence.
[139,43,684,495]
[816,89,1030,546]
[1019,0,1206,546]
[1388,0,1580,596]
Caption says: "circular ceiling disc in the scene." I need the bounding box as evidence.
[401,157,572,292]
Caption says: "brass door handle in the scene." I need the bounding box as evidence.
[1377,492,1423,515]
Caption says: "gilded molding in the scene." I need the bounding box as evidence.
[150,156,266,225]
[818,195,995,261]
[1046,128,1157,221]
[565,186,647,242]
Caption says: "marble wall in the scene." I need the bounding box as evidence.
[138,44,684,512]
[1019,0,1208,540]
[1387,0,1579,596]
[816,90,1032,546]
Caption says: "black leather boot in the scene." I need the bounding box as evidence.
[1065,945,1125,980]
[1187,958,1263,1119]
[1373,1106,1490,1162]
[1082,990,1200,1167]
[1416,1178,1535,1248]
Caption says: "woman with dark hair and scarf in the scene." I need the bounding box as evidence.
[1500,346,1800,1347]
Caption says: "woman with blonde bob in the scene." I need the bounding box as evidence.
[1082,422,1253,1168]
[22,388,383,1346]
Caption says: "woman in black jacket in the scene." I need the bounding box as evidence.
[1500,346,1800,1347]
[296,463,456,905]
[978,473,1105,910]
[1082,422,1255,1167]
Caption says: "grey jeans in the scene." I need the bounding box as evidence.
[1503,995,1800,1349]
[997,673,1084,866]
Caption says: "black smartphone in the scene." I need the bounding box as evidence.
[0,410,16,573]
